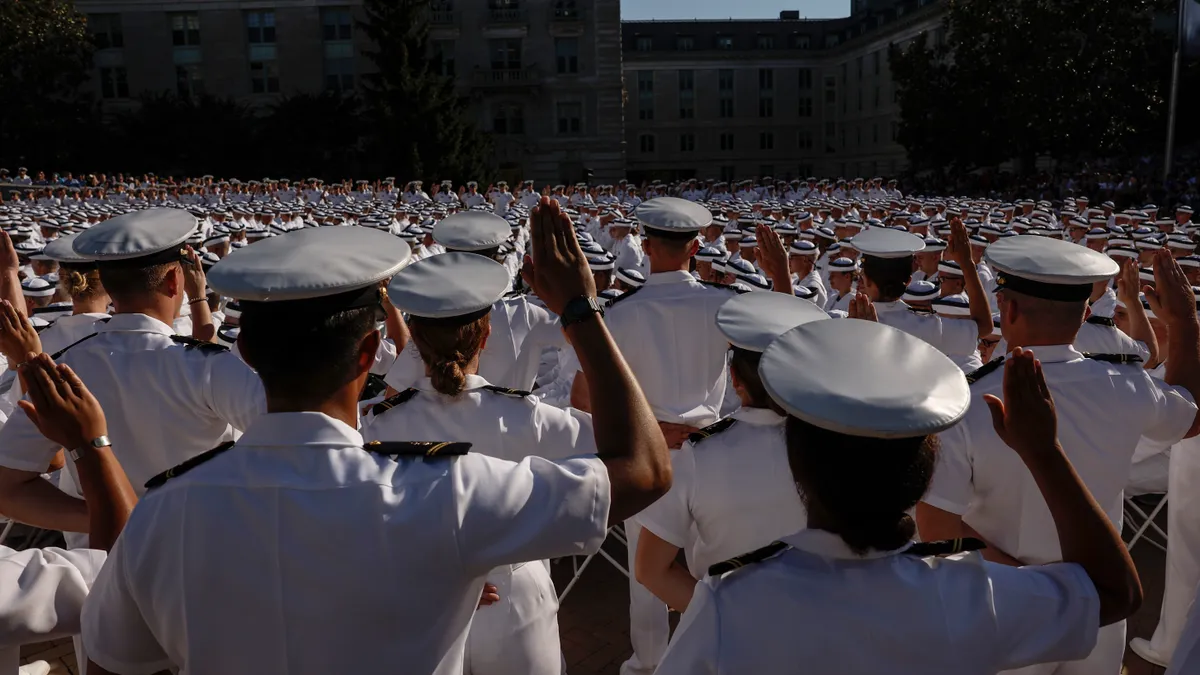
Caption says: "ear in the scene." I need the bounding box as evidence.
[479,320,492,352]
[356,328,382,375]
[164,263,183,297]
[686,238,701,258]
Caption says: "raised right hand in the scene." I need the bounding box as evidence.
[982,348,1059,457]
[521,198,595,316]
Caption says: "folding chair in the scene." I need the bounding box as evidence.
[0,519,13,546]
[557,523,630,602]
[1124,493,1168,553]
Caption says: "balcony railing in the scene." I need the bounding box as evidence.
[551,5,583,21]
[473,67,539,87]
[488,7,526,23]
[430,10,456,25]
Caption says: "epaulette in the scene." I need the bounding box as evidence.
[483,385,533,398]
[688,417,738,445]
[965,356,1005,385]
[360,373,388,402]
[698,279,749,294]
[362,440,471,457]
[907,537,986,557]
[1086,315,1116,328]
[1082,352,1144,365]
[49,331,102,360]
[606,284,644,306]
[371,388,419,416]
[708,541,789,576]
[171,335,230,355]
[909,306,935,315]
[503,286,530,299]
[145,441,236,490]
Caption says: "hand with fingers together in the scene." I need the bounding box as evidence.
[0,299,42,369]
[520,197,596,316]
[848,292,878,322]
[982,348,1059,458]
[1146,248,1198,329]
[754,223,792,295]
[17,353,108,452]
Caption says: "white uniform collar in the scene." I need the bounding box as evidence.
[873,300,910,313]
[645,270,695,286]
[414,374,491,393]
[1005,344,1083,364]
[781,528,915,561]
[730,406,785,425]
[97,313,175,336]
[237,411,363,447]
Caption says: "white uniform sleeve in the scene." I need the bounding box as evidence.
[370,337,399,377]
[0,393,62,472]
[529,404,597,460]
[1139,377,1197,445]
[454,454,611,575]
[933,316,980,356]
[204,351,267,432]
[384,340,424,392]
[988,561,1100,670]
[82,534,173,675]
[654,578,720,675]
[632,447,696,549]
[924,418,974,515]
[0,546,106,649]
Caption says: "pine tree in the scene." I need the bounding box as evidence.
[357,0,492,182]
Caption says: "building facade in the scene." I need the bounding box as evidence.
[74,0,626,183]
[621,0,945,183]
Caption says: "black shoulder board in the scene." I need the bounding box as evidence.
[1086,315,1116,327]
[688,417,738,445]
[360,373,388,402]
[371,388,419,416]
[909,305,935,315]
[965,356,1005,385]
[503,286,530,299]
[145,441,236,490]
[49,331,101,361]
[483,384,532,398]
[698,279,749,295]
[906,537,986,557]
[1082,352,1144,365]
[362,440,471,457]
[171,335,230,355]
[708,541,789,577]
[606,284,644,306]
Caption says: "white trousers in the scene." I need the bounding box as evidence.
[1149,435,1200,663]
[465,561,563,675]
[619,521,669,675]
[1168,590,1200,675]
[1002,621,1125,675]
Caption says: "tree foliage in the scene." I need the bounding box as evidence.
[890,0,1177,171]
[357,0,492,182]
[0,0,95,167]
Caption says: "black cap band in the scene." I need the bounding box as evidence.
[240,285,383,317]
[643,225,700,242]
[994,271,1092,302]
[95,246,188,269]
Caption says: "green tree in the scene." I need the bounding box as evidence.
[0,0,96,169]
[112,93,252,176]
[255,92,366,180]
[357,0,492,182]
[890,0,1175,172]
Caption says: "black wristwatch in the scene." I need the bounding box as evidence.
[560,295,605,328]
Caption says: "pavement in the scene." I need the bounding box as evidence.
[19,502,1179,675]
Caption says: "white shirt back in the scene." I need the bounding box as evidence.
[81,412,610,675]
[875,300,979,357]
[601,271,738,426]
[656,530,1100,675]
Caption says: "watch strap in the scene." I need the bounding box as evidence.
[560,295,604,328]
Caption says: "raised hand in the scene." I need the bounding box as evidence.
[848,292,878,322]
[1145,249,1198,328]
[982,348,1059,457]
[520,198,595,316]
[0,299,41,367]
[17,353,108,451]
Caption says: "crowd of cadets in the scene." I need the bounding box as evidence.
[0,172,1199,675]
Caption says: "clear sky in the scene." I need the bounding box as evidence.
[620,0,852,21]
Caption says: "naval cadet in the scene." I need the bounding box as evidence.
[81,220,671,674]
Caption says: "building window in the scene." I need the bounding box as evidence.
[798,97,813,117]
[637,70,654,120]
[676,35,694,51]
[798,130,813,150]
[90,14,124,50]
[432,40,456,77]
[856,56,863,79]
[873,50,881,75]
[553,0,579,18]
[325,57,355,93]
[99,67,129,99]
[756,34,775,49]
[874,86,880,109]
[759,97,774,118]
[555,38,579,74]
[758,68,773,92]
[720,133,734,151]
[759,132,774,151]
[322,7,353,41]
[720,165,735,182]
[719,98,734,118]
[718,69,734,92]
[176,64,203,98]
[557,101,583,134]
[250,61,279,93]
[825,34,840,48]
[715,35,734,50]
[639,134,656,153]
[824,75,837,104]
[679,133,695,152]
[490,38,522,69]
[636,36,653,51]
[678,70,694,119]
[493,103,525,134]
[792,34,810,49]
[798,68,813,90]
[170,13,199,46]
[246,11,276,44]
